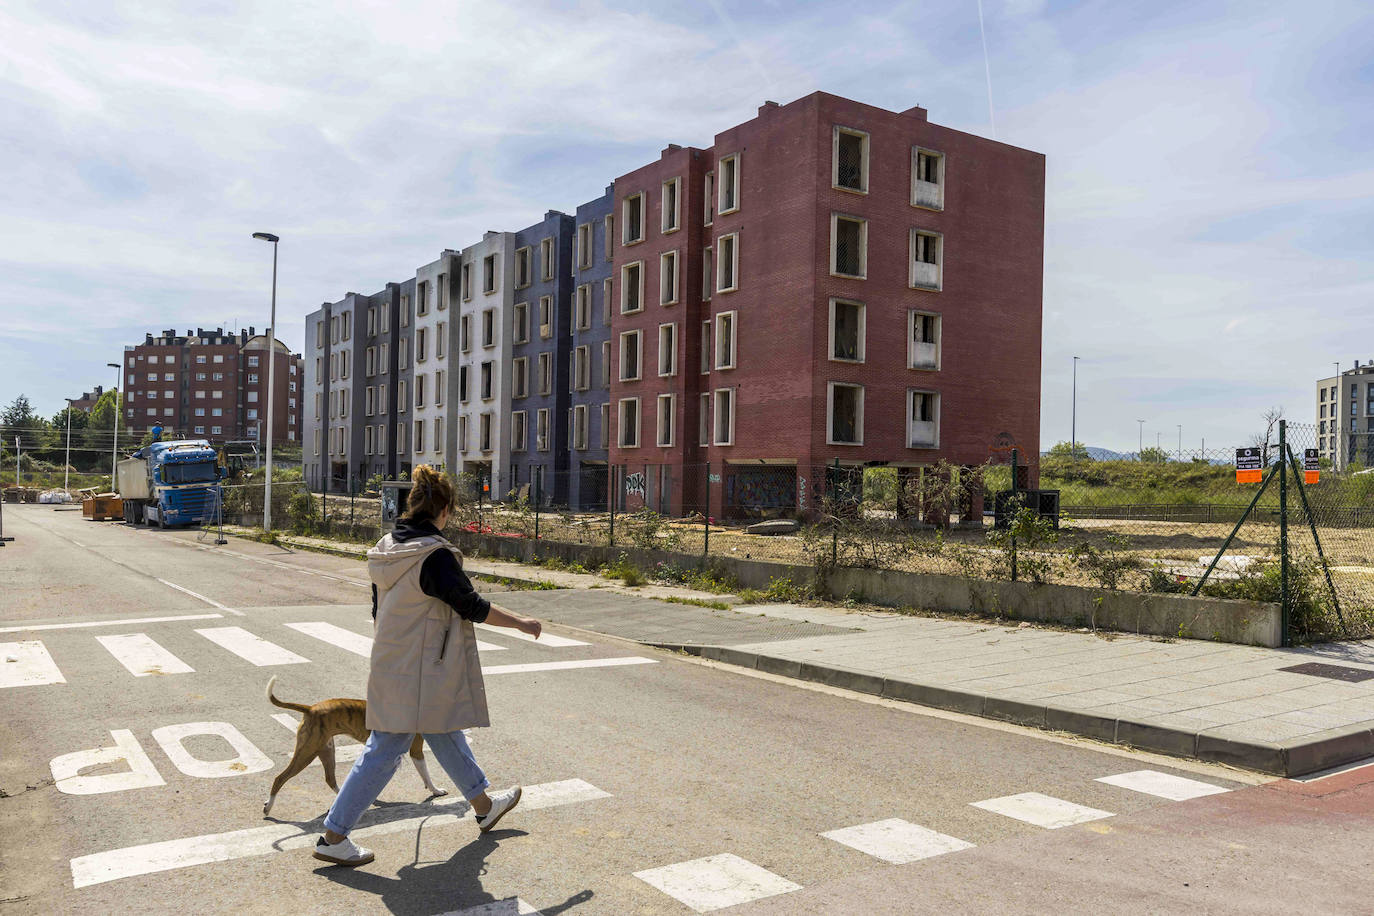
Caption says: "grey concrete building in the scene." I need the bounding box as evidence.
[1316,360,1374,470]
[569,186,615,509]
[448,231,516,492]
[509,211,575,505]
[411,250,462,474]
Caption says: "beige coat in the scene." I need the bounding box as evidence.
[364,532,490,734]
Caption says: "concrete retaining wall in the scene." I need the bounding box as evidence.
[447,530,1282,648]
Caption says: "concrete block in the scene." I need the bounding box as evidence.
[984,696,1047,729]
[1195,731,1287,774]
[817,665,886,697]
[1044,705,1118,743]
[703,646,761,670]
[1281,725,1374,777]
[881,679,987,716]
[1116,718,1199,757]
[753,654,803,679]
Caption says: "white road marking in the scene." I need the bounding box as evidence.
[820,818,975,864]
[150,721,274,779]
[1096,770,1230,801]
[0,640,66,688]
[71,777,610,887]
[195,627,309,666]
[51,729,166,795]
[284,621,372,656]
[95,633,195,677]
[0,614,223,633]
[970,792,1114,829]
[475,640,506,652]
[475,624,588,648]
[482,657,658,676]
[155,579,245,616]
[634,853,802,913]
[436,899,543,915]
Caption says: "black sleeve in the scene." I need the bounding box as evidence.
[419,549,491,623]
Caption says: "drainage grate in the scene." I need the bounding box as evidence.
[1280,662,1374,683]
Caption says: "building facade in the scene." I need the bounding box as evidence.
[1316,361,1374,470]
[70,385,105,413]
[569,186,615,509]
[509,211,575,505]
[299,90,1045,518]
[122,327,302,448]
[448,231,516,490]
[607,92,1044,519]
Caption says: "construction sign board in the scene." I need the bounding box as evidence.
[1304,448,1320,485]
[1236,447,1262,484]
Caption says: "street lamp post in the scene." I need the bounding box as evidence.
[1334,362,1341,470]
[106,362,121,489]
[64,399,74,493]
[1137,420,1145,461]
[1177,424,1182,461]
[252,232,280,533]
[1071,356,1079,460]
[1156,431,1161,463]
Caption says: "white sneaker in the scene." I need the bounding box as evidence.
[313,835,375,866]
[475,786,522,833]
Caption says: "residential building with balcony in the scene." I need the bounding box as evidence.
[410,251,460,475]
[121,327,302,448]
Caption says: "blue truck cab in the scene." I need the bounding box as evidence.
[116,434,223,528]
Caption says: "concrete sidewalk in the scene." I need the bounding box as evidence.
[231,527,1374,776]
[669,603,1374,777]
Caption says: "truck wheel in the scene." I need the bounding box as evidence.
[155,512,166,530]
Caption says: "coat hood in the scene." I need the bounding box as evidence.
[367,532,447,591]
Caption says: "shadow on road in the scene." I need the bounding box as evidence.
[316,827,593,914]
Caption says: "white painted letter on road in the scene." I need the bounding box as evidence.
[151,722,273,779]
[51,729,166,795]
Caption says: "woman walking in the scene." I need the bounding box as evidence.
[314,465,543,867]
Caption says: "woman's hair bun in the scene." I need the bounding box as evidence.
[402,464,455,525]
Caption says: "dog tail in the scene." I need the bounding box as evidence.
[265,675,311,714]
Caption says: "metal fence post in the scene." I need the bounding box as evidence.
[608,464,616,548]
[534,471,541,542]
[703,461,710,558]
[1279,419,1290,645]
[831,458,839,568]
[1010,448,1019,582]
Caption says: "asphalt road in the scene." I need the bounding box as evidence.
[1,504,1368,915]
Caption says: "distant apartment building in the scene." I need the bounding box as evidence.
[1315,361,1374,470]
[69,385,105,413]
[411,251,460,477]
[509,211,575,504]
[121,327,302,446]
[608,92,1045,518]
[568,186,615,509]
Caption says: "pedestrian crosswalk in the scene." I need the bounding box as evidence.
[1,619,623,690]
[629,769,1236,911]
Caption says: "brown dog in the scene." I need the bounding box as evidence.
[263,675,448,816]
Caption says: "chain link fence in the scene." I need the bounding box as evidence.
[212,430,1374,643]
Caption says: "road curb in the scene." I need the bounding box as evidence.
[657,644,1374,777]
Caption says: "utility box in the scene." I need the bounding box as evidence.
[993,489,1061,529]
[380,481,414,532]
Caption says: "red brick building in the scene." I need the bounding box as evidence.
[608,91,1044,519]
[121,327,303,446]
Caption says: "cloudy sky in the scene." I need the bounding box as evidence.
[1,0,1370,453]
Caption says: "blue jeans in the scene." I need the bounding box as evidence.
[323,730,489,837]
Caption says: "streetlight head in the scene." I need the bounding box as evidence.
[252,232,280,243]
[106,362,119,368]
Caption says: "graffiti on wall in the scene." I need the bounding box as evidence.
[624,472,646,498]
[729,468,797,511]
[796,476,807,511]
